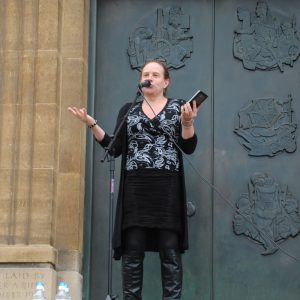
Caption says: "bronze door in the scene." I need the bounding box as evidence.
[85,0,300,299]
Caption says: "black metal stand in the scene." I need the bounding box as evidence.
[101,88,143,300]
[103,154,117,300]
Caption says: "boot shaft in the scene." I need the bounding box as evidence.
[122,253,144,300]
[160,249,183,300]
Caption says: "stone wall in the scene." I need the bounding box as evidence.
[0,0,89,299]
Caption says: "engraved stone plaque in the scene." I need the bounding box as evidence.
[234,95,297,157]
[233,172,300,255]
[0,267,56,300]
[128,6,193,70]
[233,1,300,72]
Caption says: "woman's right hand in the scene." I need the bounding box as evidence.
[68,106,106,142]
[68,106,94,126]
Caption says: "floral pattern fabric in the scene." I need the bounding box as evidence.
[126,99,182,171]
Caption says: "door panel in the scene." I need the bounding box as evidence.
[214,0,300,299]
[87,0,300,299]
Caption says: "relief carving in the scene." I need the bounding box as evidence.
[233,172,300,255]
[128,7,193,70]
[234,95,297,157]
[233,1,300,72]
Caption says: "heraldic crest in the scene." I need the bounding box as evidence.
[127,6,193,70]
[233,173,300,255]
[233,1,300,72]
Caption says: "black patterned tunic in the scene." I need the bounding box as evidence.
[126,99,181,171]
[122,99,183,232]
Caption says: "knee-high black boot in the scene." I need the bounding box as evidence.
[122,252,144,300]
[160,249,183,300]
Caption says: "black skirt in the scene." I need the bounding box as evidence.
[122,169,182,232]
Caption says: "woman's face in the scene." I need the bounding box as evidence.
[140,62,170,97]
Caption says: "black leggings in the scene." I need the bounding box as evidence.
[124,227,179,255]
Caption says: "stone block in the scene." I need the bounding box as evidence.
[57,249,82,272]
[18,104,34,169]
[2,0,21,50]
[29,169,54,244]
[21,52,35,105]
[61,0,86,58]
[61,58,85,106]
[33,103,57,168]
[0,245,57,264]
[35,51,58,104]
[54,174,81,249]
[23,0,38,50]
[13,169,33,244]
[2,51,19,104]
[59,58,86,173]
[0,169,12,244]
[0,170,34,245]
[38,0,59,50]
[0,5,3,49]
[0,104,15,169]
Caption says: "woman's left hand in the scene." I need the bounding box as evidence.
[181,100,198,125]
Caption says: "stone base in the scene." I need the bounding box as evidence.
[0,265,82,300]
[0,264,56,300]
[57,271,83,300]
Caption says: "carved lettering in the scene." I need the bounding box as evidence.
[0,270,48,299]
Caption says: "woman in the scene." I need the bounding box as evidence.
[68,60,199,299]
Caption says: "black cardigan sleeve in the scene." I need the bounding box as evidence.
[177,133,198,154]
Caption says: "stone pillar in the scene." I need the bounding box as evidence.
[0,0,89,299]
